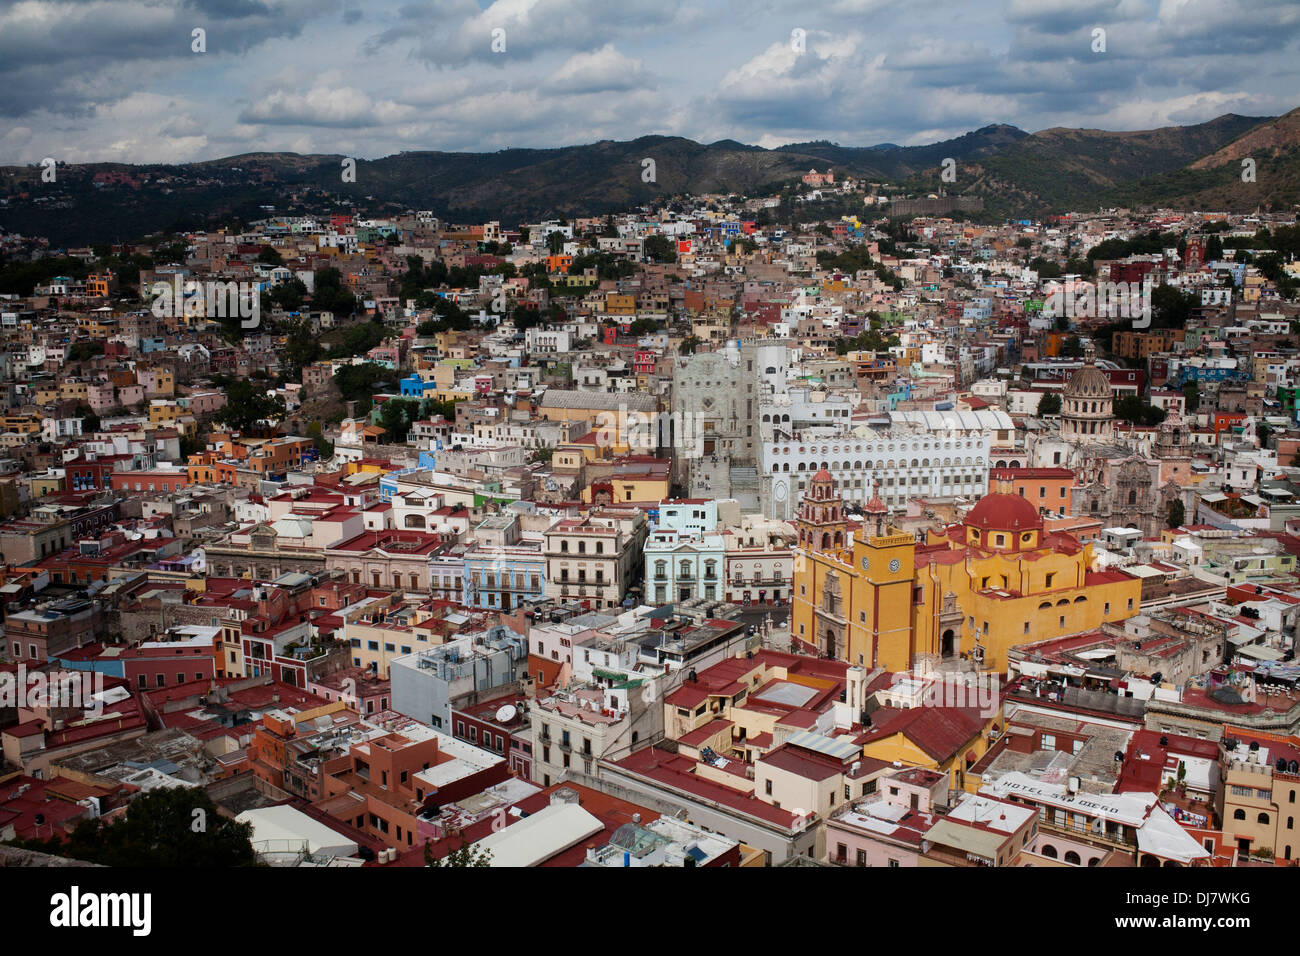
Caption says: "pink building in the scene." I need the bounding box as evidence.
[825,767,948,866]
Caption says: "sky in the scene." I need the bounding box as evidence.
[1,0,1298,165]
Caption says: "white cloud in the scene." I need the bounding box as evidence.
[543,45,652,94]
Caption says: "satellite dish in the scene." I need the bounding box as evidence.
[495,704,517,723]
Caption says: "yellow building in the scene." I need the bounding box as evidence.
[149,401,183,424]
[0,415,40,435]
[604,292,635,315]
[792,473,1142,672]
[581,470,671,505]
[60,381,90,402]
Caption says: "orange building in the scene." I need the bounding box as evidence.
[989,467,1075,514]
[317,729,511,850]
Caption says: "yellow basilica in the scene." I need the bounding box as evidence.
[791,469,1142,672]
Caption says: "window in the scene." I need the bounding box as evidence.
[765,780,773,796]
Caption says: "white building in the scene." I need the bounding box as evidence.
[760,409,1007,519]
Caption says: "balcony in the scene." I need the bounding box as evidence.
[1041,815,1137,850]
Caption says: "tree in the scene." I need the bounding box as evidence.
[329,318,388,358]
[1061,336,1084,358]
[425,828,493,867]
[643,235,677,264]
[1257,423,1272,448]
[283,318,322,379]
[1038,392,1062,416]
[546,230,566,255]
[257,246,283,265]
[1029,256,1062,279]
[5,787,258,867]
[313,267,358,317]
[334,363,391,411]
[74,404,100,433]
[308,428,333,459]
[214,380,287,432]
[512,304,541,332]
[1114,395,1166,426]
[379,398,420,444]
[1182,381,1200,413]
[269,278,307,313]
[1166,498,1185,529]
[1150,284,1197,329]
[68,341,105,363]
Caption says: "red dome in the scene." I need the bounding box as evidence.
[964,492,1042,531]
[811,468,834,483]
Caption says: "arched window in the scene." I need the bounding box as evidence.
[404,513,426,529]
[1234,809,1246,821]
[1064,851,1081,865]
[1259,812,1270,825]
[560,540,569,553]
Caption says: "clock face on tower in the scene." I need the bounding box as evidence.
[889,558,901,573]
[860,557,870,571]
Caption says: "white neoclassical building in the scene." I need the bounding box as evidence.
[759,409,1009,520]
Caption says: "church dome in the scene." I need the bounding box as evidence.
[965,492,1043,532]
[1064,346,1112,401]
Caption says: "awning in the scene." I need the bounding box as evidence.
[1237,644,1285,661]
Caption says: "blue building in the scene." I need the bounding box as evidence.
[460,514,547,611]
[461,543,547,611]
[400,374,439,398]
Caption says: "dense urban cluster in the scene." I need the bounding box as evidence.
[2,174,1300,869]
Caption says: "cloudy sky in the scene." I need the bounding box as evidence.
[1,0,1298,165]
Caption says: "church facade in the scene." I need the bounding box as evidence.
[791,472,1143,673]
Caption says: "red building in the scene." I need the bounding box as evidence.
[1109,260,1159,286]
[451,695,533,779]
[109,470,188,494]
[120,626,218,691]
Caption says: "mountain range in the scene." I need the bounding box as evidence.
[2,108,1298,246]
